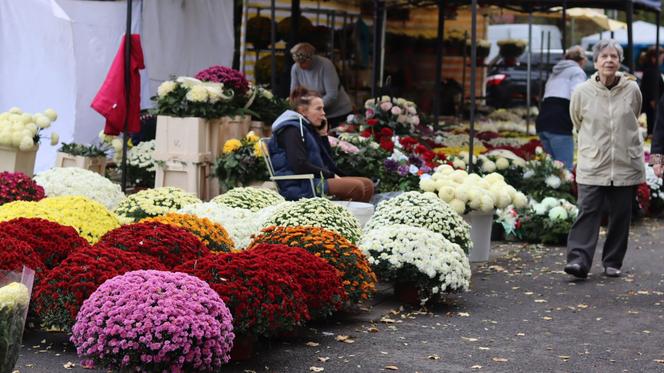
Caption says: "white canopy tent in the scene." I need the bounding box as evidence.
[581,20,664,49]
[0,0,234,173]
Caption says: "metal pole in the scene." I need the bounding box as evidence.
[526,10,532,133]
[562,1,568,49]
[284,0,300,97]
[468,0,477,174]
[657,11,661,110]
[371,0,384,97]
[433,0,446,125]
[538,30,545,109]
[121,0,132,193]
[270,0,277,90]
[460,30,468,119]
[239,0,249,74]
[626,1,634,73]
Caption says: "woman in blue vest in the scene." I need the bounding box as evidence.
[268,87,374,201]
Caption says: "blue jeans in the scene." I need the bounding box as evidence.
[538,131,574,170]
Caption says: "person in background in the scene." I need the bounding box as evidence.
[650,93,664,178]
[535,45,588,170]
[290,42,353,129]
[639,46,664,136]
[268,87,373,202]
[564,39,644,279]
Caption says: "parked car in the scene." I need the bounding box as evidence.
[485,50,635,108]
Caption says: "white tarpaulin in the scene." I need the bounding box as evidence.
[0,0,234,173]
[581,20,664,49]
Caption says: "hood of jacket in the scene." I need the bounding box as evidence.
[587,71,637,92]
[552,59,581,75]
[271,110,308,133]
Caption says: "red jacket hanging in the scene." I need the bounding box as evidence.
[92,34,145,136]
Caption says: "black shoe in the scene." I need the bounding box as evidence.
[603,267,621,277]
[564,263,588,279]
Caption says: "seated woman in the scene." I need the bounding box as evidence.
[268,87,374,202]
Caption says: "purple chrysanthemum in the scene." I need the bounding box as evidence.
[195,65,250,94]
[71,270,234,373]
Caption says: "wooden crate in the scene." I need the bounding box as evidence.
[153,116,213,163]
[0,145,38,177]
[155,160,210,200]
[55,152,107,175]
[209,115,252,157]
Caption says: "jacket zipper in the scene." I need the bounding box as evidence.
[608,90,615,183]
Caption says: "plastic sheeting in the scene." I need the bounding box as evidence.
[0,0,234,173]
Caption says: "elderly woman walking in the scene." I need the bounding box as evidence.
[564,39,644,279]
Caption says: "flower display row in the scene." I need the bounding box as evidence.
[210,186,284,212]
[34,167,125,210]
[365,191,472,252]
[0,171,44,205]
[114,187,201,223]
[0,107,59,150]
[420,165,529,215]
[71,270,235,373]
[360,224,471,304]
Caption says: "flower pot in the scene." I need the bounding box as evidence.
[394,282,421,306]
[331,201,374,227]
[0,145,38,177]
[55,152,107,175]
[0,267,35,373]
[230,334,257,362]
[463,211,494,262]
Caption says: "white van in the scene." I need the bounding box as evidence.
[486,24,563,62]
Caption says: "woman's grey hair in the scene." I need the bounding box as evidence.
[592,39,624,62]
[290,42,316,63]
[564,45,586,62]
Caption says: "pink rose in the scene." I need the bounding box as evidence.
[390,106,402,116]
[380,101,393,111]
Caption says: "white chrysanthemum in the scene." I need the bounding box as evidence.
[544,175,562,189]
[436,164,455,175]
[420,178,437,192]
[44,108,58,121]
[50,132,59,146]
[157,80,177,97]
[481,160,496,173]
[34,167,125,210]
[34,114,51,129]
[513,192,529,208]
[533,203,548,215]
[185,85,209,102]
[448,199,466,215]
[548,206,568,221]
[18,136,34,151]
[479,195,495,212]
[437,186,456,203]
[540,197,560,210]
[0,282,30,307]
[495,157,510,170]
[211,187,285,212]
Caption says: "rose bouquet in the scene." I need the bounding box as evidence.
[96,222,210,269]
[420,165,529,216]
[360,224,471,304]
[177,203,264,249]
[34,246,166,330]
[114,187,201,223]
[0,171,45,205]
[511,147,574,201]
[249,226,377,304]
[215,132,269,190]
[361,96,421,138]
[34,167,125,210]
[141,213,234,253]
[262,197,362,243]
[175,251,309,338]
[126,139,157,188]
[247,244,346,319]
[71,270,234,372]
[38,196,120,244]
[0,270,33,373]
[509,197,578,245]
[210,186,285,211]
[152,77,237,118]
[0,218,90,269]
[0,107,59,150]
[365,191,473,253]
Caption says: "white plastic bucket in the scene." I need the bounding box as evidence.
[463,211,494,262]
[332,201,375,227]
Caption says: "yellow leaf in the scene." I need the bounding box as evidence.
[306,342,320,347]
[471,365,483,369]
[428,354,440,360]
[492,357,508,362]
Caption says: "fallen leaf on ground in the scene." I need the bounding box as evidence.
[516,332,525,336]
[458,312,470,317]
[310,367,324,372]
[306,342,320,347]
[654,359,664,364]
[368,326,379,333]
[385,365,399,370]
[479,347,490,350]
[462,337,479,342]
[428,354,440,360]
[335,335,355,343]
[559,356,571,360]
[534,299,547,303]
[542,316,553,320]
[380,317,397,324]
[318,357,330,363]
[492,357,508,362]
[63,362,76,369]
[471,365,483,369]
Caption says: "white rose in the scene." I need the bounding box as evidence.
[380,101,393,111]
[391,106,402,116]
[157,80,177,97]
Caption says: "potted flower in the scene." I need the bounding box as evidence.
[497,39,527,65]
[0,107,59,176]
[214,132,269,190]
[507,197,579,245]
[55,142,108,175]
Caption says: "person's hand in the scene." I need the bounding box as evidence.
[651,100,657,110]
[655,163,663,178]
[334,174,341,179]
[318,118,328,136]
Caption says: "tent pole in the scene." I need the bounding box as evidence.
[468,0,477,174]
[284,0,300,97]
[121,0,132,193]
[371,0,384,97]
[270,0,277,90]
[561,0,567,51]
[626,1,634,72]
[526,10,532,134]
[657,10,661,111]
[433,0,446,125]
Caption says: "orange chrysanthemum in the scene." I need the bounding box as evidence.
[248,226,376,304]
[142,213,234,253]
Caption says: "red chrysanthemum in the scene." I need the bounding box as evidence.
[0,171,45,205]
[247,244,346,319]
[379,138,395,152]
[175,251,309,338]
[0,218,90,269]
[95,221,210,269]
[0,232,47,284]
[33,246,166,330]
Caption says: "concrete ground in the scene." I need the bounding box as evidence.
[13,218,664,373]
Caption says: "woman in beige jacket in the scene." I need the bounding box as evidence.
[564,39,644,279]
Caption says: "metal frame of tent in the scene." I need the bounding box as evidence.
[118,0,662,190]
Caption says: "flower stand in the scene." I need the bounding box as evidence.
[0,145,38,177]
[55,152,107,175]
[463,211,494,262]
[331,201,374,227]
[153,116,214,163]
[209,115,252,157]
[154,160,210,200]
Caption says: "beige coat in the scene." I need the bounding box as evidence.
[570,72,644,186]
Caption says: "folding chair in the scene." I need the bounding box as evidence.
[259,137,320,197]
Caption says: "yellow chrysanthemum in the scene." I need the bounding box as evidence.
[0,201,66,225]
[223,139,242,154]
[245,131,259,143]
[253,141,263,157]
[141,213,234,253]
[38,196,120,244]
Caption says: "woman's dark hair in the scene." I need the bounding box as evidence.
[640,45,663,67]
[289,86,321,110]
